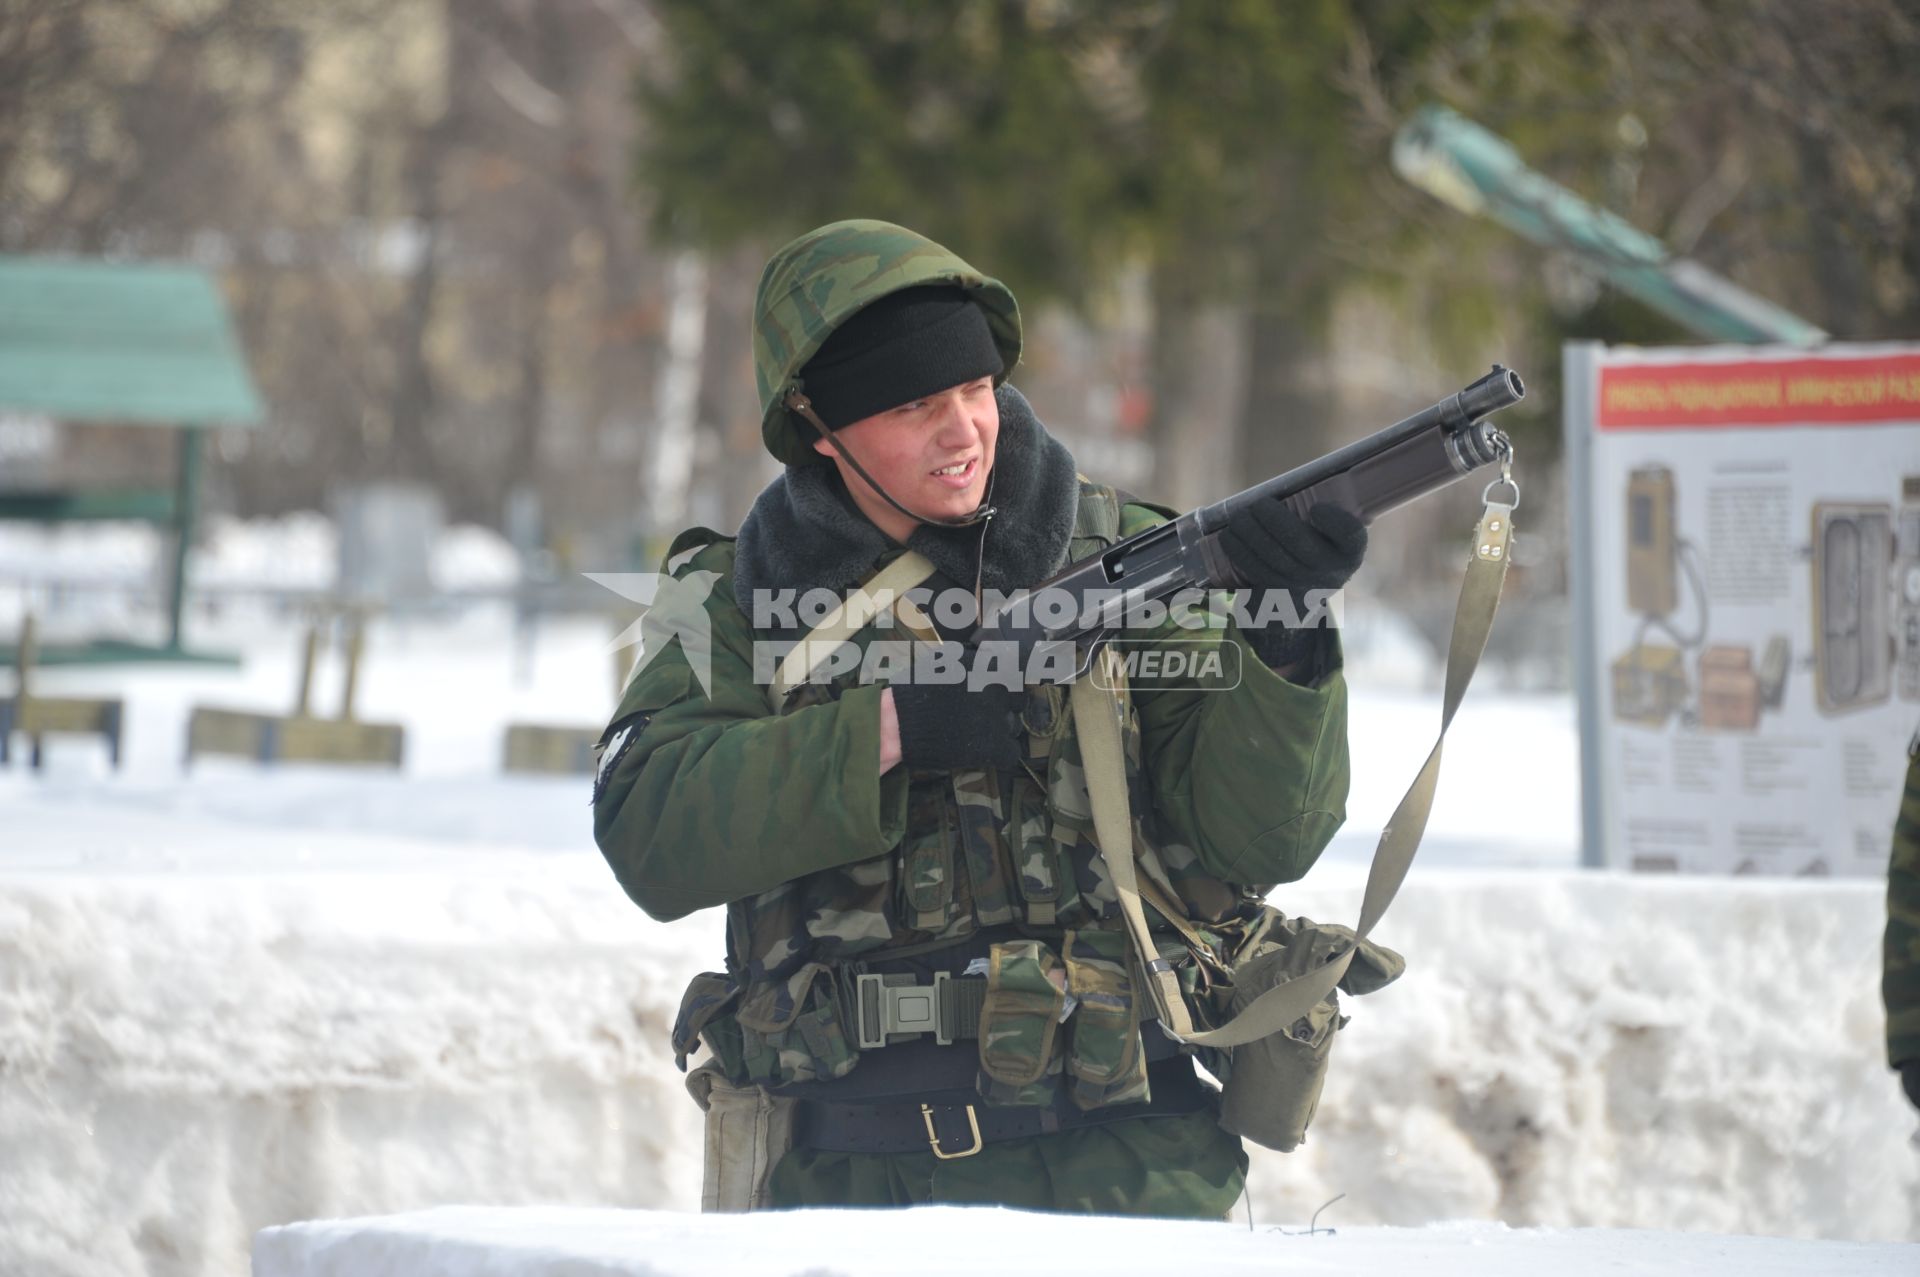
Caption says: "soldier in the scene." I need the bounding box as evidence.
[1890,728,1920,1113]
[593,219,1367,1215]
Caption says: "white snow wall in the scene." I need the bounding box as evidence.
[1,866,1914,1277]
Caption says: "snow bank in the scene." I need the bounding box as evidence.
[0,615,1910,1276]
[0,521,158,587]
[250,1205,1915,1277]
[1247,871,1918,1242]
[427,524,521,593]
[193,514,340,593]
[0,513,518,598]
[2,853,1914,1277]
[0,845,717,1277]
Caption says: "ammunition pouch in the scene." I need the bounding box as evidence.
[1061,928,1150,1111]
[671,971,744,1077]
[675,932,1186,1119]
[735,962,859,1088]
[975,939,1068,1104]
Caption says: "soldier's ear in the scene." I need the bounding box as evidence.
[811,435,834,458]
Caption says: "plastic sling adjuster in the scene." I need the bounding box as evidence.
[920,1103,984,1159]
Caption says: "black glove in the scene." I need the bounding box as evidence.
[1902,1060,1920,1112]
[1220,500,1368,594]
[891,645,1025,771]
[1219,502,1367,669]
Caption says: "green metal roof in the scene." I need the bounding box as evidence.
[0,255,265,427]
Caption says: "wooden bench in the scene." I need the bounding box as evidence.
[0,614,125,770]
[498,638,631,776]
[183,613,405,770]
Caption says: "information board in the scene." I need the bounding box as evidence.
[1564,342,1920,875]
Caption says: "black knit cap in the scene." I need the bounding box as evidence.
[798,285,1005,433]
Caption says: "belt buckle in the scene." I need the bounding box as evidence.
[932,971,953,1046]
[856,972,950,1049]
[920,1103,983,1159]
[856,973,889,1050]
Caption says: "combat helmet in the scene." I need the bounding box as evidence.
[752,219,1022,466]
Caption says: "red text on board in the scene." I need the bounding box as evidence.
[1597,353,1920,429]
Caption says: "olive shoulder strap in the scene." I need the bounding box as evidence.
[770,552,939,704]
[1073,484,1517,1049]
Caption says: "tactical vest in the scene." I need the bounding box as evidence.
[672,479,1256,1112]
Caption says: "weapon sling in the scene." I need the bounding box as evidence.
[770,552,939,702]
[768,462,1516,1046]
[1072,469,1517,1048]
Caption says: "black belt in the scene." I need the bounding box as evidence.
[792,1056,1213,1159]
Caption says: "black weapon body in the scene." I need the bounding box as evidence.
[969,365,1525,676]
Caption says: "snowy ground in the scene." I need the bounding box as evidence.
[1,589,1915,1276]
[252,1205,1916,1277]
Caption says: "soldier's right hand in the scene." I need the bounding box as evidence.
[888,643,1025,771]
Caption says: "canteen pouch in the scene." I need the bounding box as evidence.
[686,1061,794,1213]
[1215,912,1405,1153]
[975,939,1066,1105]
[1061,928,1149,1110]
[734,962,858,1088]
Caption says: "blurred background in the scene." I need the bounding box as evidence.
[3,0,1916,663]
[3,4,1919,1274]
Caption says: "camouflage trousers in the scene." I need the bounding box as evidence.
[764,1105,1248,1218]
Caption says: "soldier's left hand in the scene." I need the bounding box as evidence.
[1219,501,1368,595]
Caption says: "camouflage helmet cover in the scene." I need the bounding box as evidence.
[752,219,1023,465]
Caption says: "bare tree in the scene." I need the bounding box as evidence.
[0,0,676,566]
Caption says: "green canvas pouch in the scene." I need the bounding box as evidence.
[735,962,859,1088]
[1062,928,1149,1111]
[895,778,957,933]
[1215,911,1405,1152]
[975,939,1067,1098]
[671,971,745,1080]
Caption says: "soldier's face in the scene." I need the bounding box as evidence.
[813,376,999,542]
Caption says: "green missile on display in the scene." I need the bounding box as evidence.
[1392,105,1826,347]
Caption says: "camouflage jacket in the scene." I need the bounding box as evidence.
[1888,740,1920,1068]
[591,479,1351,1107]
[591,219,1350,1111]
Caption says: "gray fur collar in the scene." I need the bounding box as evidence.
[732,384,1080,622]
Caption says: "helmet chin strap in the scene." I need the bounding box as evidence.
[785,387,997,530]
